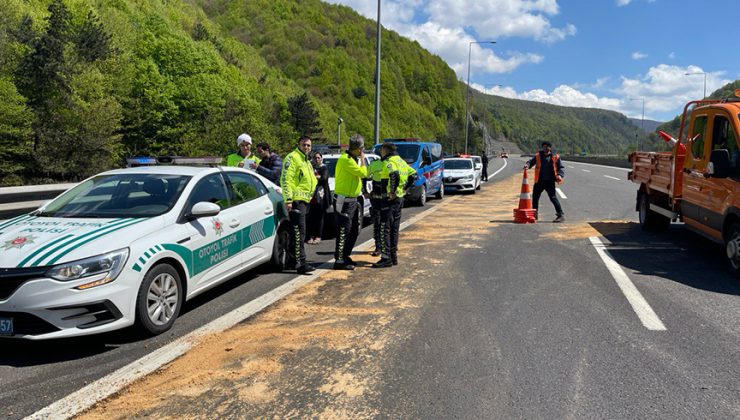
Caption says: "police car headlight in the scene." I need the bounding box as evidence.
[46,249,129,287]
[464,174,474,180]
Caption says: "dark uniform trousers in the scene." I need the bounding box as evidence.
[370,198,382,252]
[379,198,403,261]
[532,180,563,216]
[334,199,360,262]
[289,201,310,267]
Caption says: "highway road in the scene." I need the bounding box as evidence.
[3,157,740,419]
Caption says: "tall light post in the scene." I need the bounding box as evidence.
[685,71,707,98]
[373,0,382,144]
[465,40,496,154]
[337,117,343,146]
[629,97,645,151]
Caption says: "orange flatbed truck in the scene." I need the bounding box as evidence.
[629,94,740,275]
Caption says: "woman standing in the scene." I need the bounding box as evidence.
[307,151,331,244]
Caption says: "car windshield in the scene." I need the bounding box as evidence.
[38,174,191,218]
[445,160,473,169]
[372,144,421,164]
[323,158,338,177]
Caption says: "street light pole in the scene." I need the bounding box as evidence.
[337,117,343,146]
[464,40,495,155]
[629,97,645,151]
[373,0,382,145]
[685,71,707,98]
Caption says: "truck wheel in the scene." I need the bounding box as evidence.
[136,264,183,336]
[724,223,740,277]
[638,193,670,232]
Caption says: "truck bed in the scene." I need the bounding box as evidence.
[628,151,680,197]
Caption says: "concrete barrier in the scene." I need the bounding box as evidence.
[0,183,76,219]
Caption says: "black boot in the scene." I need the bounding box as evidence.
[373,258,393,268]
[297,264,316,275]
[391,253,398,266]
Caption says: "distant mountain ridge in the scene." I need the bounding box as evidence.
[629,118,663,133]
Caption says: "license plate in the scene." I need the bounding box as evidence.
[0,317,13,336]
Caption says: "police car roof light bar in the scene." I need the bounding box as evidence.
[126,156,223,167]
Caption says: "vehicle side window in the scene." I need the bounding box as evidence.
[691,115,708,160]
[430,144,442,162]
[225,172,268,207]
[712,114,739,172]
[186,174,230,211]
[422,146,431,165]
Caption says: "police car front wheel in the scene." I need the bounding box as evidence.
[136,264,183,335]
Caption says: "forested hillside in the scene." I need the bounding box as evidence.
[1,0,652,185]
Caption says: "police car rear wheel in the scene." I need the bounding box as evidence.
[271,227,290,271]
[136,264,183,335]
[418,186,427,206]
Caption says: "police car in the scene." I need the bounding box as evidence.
[443,158,480,193]
[0,157,289,339]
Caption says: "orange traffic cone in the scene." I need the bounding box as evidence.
[513,168,537,224]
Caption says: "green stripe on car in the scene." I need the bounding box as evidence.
[47,219,147,265]
[17,234,75,268]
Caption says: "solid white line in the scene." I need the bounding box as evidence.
[489,158,508,178]
[603,175,621,181]
[581,169,592,173]
[556,188,567,199]
[28,199,456,420]
[589,236,666,331]
[562,160,630,172]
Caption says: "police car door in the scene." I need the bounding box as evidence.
[181,173,244,292]
[223,171,275,266]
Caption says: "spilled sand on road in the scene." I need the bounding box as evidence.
[77,172,545,419]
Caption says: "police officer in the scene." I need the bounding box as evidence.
[374,142,417,268]
[367,155,385,257]
[524,140,565,222]
[332,134,368,270]
[281,136,318,274]
[226,133,261,168]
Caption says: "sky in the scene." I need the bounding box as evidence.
[324,0,740,122]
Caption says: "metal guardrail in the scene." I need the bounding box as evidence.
[0,183,76,219]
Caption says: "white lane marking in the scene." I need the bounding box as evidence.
[589,236,666,331]
[567,165,575,169]
[490,157,508,178]
[603,175,621,181]
[581,169,592,173]
[28,199,457,420]
[562,160,630,172]
[556,188,567,199]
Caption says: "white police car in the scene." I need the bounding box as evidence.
[0,157,290,339]
[443,158,480,193]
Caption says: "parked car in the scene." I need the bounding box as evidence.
[0,157,289,339]
[373,139,445,206]
[470,155,483,190]
[443,158,480,194]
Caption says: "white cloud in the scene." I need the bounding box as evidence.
[471,64,730,120]
[616,0,632,6]
[325,0,573,76]
[631,51,647,60]
[668,52,676,59]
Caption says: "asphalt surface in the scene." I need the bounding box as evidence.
[4,157,740,419]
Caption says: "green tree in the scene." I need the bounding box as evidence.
[76,11,112,63]
[287,92,323,139]
[0,77,33,185]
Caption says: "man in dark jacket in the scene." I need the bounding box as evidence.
[524,141,565,222]
[255,142,283,184]
[480,152,489,181]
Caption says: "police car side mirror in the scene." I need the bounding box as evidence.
[191,201,221,218]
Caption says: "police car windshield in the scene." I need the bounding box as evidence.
[323,158,338,177]
[38,174,191,218]
[372,144,420,164]
[445,159,473,169]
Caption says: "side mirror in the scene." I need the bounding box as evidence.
[709,149,731,178]
[191,201,221,218]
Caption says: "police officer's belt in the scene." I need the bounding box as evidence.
[333,194,358,202]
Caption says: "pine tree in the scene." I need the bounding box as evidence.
[76,11,113,62]
[287,92,323,139]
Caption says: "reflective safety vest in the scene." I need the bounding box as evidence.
[280,148,317,203]
[534,152,561,183]
[334,152,367,197]
[380,155,416,198]
[225,153,261,167]
[368,159,385,199]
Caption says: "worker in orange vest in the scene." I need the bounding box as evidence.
[523,141,565,222]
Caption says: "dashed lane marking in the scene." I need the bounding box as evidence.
[589,236,666,331]
[567,165,575,169]
[556,188,567,199]
[581,169,592,173]
[603,175,621,180]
